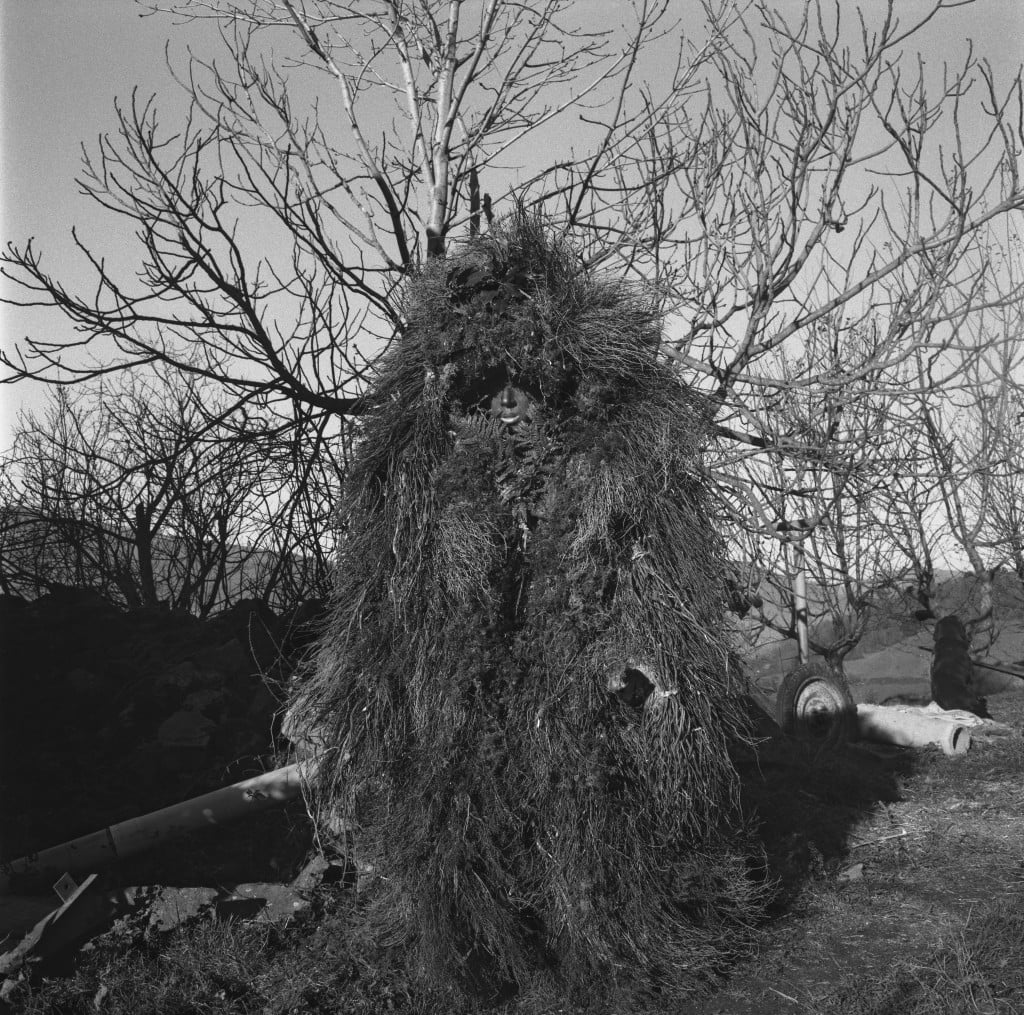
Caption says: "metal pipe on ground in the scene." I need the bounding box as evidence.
[0,760,317,892]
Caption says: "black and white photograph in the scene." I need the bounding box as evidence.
[2,2,1024,1012]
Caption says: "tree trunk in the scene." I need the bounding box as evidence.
[134,502,158,608]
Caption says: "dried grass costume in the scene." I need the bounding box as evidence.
[289,216,761,1002]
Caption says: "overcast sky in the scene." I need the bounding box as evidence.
[2,0,1023,453]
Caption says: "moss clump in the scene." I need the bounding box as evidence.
[288,212,763,1006]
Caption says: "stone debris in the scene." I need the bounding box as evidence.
[837,862,865,882]
[0,589,337,1007]
[0,854,334,992]
[157,709,218,749]
[214,883,311,924]
[145,886,219,933]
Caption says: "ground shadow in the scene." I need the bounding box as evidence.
[732,712,917,911]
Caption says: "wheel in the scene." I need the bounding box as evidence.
[776,661,857,747]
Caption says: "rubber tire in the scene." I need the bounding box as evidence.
[776,661,857,747]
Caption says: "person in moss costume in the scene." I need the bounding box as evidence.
[287,213,762,1005]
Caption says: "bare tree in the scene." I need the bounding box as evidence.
[667,4,1022,447]
[718,316,926,666]
[2,0,684,431]
[1,388,142,605]
[7,3,1018,423]
[977,385,1024,586]
[958,245,1024,590]
[0,374,340,612]
[865,423,946,622]
[3,0,1023,644]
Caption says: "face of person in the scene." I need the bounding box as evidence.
[488,384,535,428]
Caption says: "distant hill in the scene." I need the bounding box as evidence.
[0,504,327,614]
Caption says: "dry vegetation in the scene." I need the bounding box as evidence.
[714,691,1024,1015]
[9,692,1023,1015]
[3,5,1024,1009]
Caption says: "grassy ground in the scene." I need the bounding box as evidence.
[710,690,1024,1015]
[7,692,1024,1015]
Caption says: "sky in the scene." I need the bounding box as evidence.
[1,1,212,449]
[1,0,1023,455]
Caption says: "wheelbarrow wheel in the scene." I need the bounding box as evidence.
[776,661,857,747]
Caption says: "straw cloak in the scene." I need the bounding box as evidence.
[287,217,760,996]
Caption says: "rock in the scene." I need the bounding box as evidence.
[146,663,198,715]
[291,853,352,893]
[153,661,203,693]
[155,708,219,771]
[214,883,310,924]
[4,588,319,896]
[290,854,331,893]
[245,681,280,724]
[126,604,182,628]
[279,699,331,759]
[182,688,228,718]
[65,667,116,700]
[147,886,218,933]
[192,639,250,681]
[0,593,28,613]
[1,975,23,1005]
[157,710,217,749]
[104,656,145,684]
[211,600,280,671]
[31,585,120,613]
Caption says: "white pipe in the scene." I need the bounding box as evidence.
[1,760,318,890]
[856,704,971,757]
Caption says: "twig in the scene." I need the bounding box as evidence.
[768,986,803,1005]
[851,828,909,849]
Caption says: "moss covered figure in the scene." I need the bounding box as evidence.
[288,214,762,1004]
